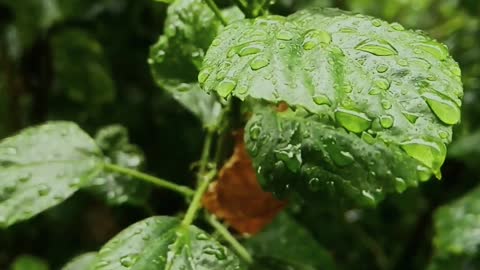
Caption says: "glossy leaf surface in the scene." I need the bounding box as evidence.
[0,122,102,227]
[201,8,463,204]
[92,216,243,269]
[61,252,97,270]
[149,0,242,128]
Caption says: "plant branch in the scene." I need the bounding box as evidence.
[103,163,194,197]
[182,131,215,226]
[202,0,228,26]
[207,214,253,264]
[232,0,254,18]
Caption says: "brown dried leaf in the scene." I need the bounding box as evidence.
[203,132,286,235]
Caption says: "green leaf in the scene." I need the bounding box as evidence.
[11,255,49,270]
[91,216,244,269]
[201,8,463,204]
[0,122,102,228]
[61,252,97,270]
[432,186,480,258]
[88,125,151,206]
[148,0,242,128]
[244,212,335,270]
[51,29,115,105]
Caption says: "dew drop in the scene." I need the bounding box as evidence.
[238,44,264,56]
[361,190,376,205]
[216,79,237,97]
[198,69,211,84]
[330,150,355,167]
[374,78,390,90]
[249,125,261,140]
[249,56,269,70]
[381,100,392,110]
[450,65,461,77]
[438,130,449,139]
[276,30,294,41]
[423,92,460,125]
[361,132,375,144]
[355,39,398,56]
[415,40,449,60]
[120,253,139,268]
[398,59,408,66]
[371,19,382,27]
[274,144,302,172]
[37,184,51,196]
[312,94,331,106]
[416,165,432,182]
[395,177,407,192]
[376,64,389,73]
[402,111,419,124]
[401,138,446,173]
[302,30,331,50]
[390,22,405,31]
[196,233,209,240]
[335,108,372,133]
[308,178,321,191]
[379,115,394,129]
[18,172,31,183]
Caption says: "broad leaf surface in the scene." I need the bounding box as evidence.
[148,0,242,128]
[431,186,480,260]
[91,216,243,269]
[88,125,150,206]
[0,122,102,227]
[201,8,463,204]
[244,212,335,270]
[61,252,97,270]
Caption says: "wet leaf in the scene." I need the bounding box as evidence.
[201,8,463,205]
[10,255,49,270]
[0,122,102,228]
[149,0,243,128]
[245,212,336,269]
[91,216,244,269]
[88,125,150,206]
[203,132,286,234]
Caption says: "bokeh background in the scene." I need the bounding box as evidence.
[0,0,479,269]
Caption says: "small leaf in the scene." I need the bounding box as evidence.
[0,122,102,228]
[201,8,463,204]
[203,132,285,234]
[61,252,97,270]
[11,255,49,270]
[149,0,242,128]
[245,212,336,270]
[91,216,244,269]
[88,125,150,206]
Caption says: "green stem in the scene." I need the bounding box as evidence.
[202,0,228,26]
[103,163,194,197]
[182,131,215,226]
[207,214,253,264]
[233,0,254,18]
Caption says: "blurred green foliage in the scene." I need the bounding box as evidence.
[0,0,479,269]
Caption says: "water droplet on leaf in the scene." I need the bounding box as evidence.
[423,92,460,125]
[312,94,331,106]
[379,115,394,129]
[355,39,398,56]
[216,79,237,97]
[250,56,270,71]
[335,108,372,133]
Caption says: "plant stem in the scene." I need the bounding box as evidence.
[103,163,194,197]
[232,0,254,18]
[182,131,215,226]
[207,214,253,264]
[202,0,228,26]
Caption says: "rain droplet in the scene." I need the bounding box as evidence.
[374,78,390,90]
[355,39,398,56]
[120,253,139,267]
[401,138,446,173]
[381,100,392,109]
[249,56,269,70]
[438,130,449,139]
[335,108,372,133]
[330,150,355,167]
[216,79,237,97]
[376,64,389,73]
[249,125,261,140]
[371,19,382,27]
[450,65,461,77]
[198,69,211,84]
[308,178,321,191]
[402,111,419,124]
[196,233,209,240]
[397,59,408,66]
[274,144,302,172]
[238,44,264,56]
[361,190,376,205]
[342,83,353,93]
[302,30,331,50]
[312,94,331,106]
[37,184,51,196]
[18,172,31,183]
[361,132,375,144]
[276,30,294,41]
[390,22,405,31]
[395,177,407,192]
[423,92,460,125]
[416,165,431,182]
[414,40,449,60]
[379,115,394,129]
